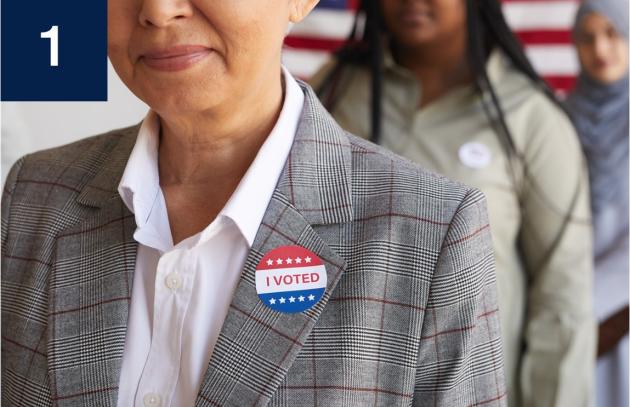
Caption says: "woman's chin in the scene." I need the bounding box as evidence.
[132,70,227,113]
[394,30,440,48]
[588,66,627,85]
[132,84,217,116]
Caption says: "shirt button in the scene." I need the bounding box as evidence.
[165,272,182,291]
[143,393,161,407]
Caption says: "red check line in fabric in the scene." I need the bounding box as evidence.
[48,296,131,316]
[443,224,491,248]
[478,309,500,319]
[468,392,509,407]
[50,270,59,401]
[305,139,387,158]
[354,213,451,227]
[329,296,426,311]
[293,138,355,150]
[56,214,134,238]
[294,138,382,156]
[420,309,499,341]
[51,387,118,401]
[2,335,47,357]
[373,159,395,406]
[17,179,81,194]
[4,255,52,267]
[42,137,98,203]
[283,384,413,398]
[299,203,351,212]
[483,295,503,403]
[260,206,291,249]
[229,304,304,346]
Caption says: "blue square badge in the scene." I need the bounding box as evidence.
[1,0,107,101]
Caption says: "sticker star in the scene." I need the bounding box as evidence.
[266,259,273,266]
[286,258,293,264]
[295,257,302,264]
[289,296,296,303]
[276,258,283,265]
[308,294,316,301]
[279,297,286,304]
[305,256,312,263]
[269,298,276,305]
[298,295,305,302]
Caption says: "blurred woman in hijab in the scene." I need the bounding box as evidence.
[567,1,629,406]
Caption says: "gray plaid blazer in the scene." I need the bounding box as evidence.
[2,84,506,407]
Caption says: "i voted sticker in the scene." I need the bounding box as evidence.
[458,142,492,169]
[256,246,327,313]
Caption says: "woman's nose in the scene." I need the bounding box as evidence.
[138,0,193,28]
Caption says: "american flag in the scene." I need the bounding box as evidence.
[283,0,579,93]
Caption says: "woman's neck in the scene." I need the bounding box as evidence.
[392,30,473,108]
[157,72,284,187]
[155,69,285,244]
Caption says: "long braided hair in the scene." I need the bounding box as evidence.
[316,0,583,271]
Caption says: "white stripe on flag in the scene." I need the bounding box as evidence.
[282,48,331,78]
[291,9,355,39]
[526,45,578,75]
[503,1,578,30]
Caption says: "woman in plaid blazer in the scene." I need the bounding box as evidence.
[1,0,506,405]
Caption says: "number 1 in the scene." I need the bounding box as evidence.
[40,25,59,67]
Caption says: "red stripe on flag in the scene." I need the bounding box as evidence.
[284,36,346,52]
[516,30,572,44]
[346,0,360,10]
[286,30,573,51]
[543,75,576,92]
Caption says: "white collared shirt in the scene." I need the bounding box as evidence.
[116,68,304,407]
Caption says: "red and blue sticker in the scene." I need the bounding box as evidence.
[256,246,327,313]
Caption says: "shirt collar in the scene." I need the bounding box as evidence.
[215,66,304,246]
[117,66,304,249]
[118,110,160,229]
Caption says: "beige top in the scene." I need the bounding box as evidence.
[311,51,595,407]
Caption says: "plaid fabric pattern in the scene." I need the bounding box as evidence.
[2,83,506,406]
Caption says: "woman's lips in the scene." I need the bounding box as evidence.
[398,9,433,25]
[594,58,610,70]
[140,45,212,72]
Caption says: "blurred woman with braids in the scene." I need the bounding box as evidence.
[310,0,595,405]
[567,0,629,406]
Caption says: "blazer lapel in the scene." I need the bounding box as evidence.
[48,127,139,406]
[195,191,347,407]
[195,84,354,407]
